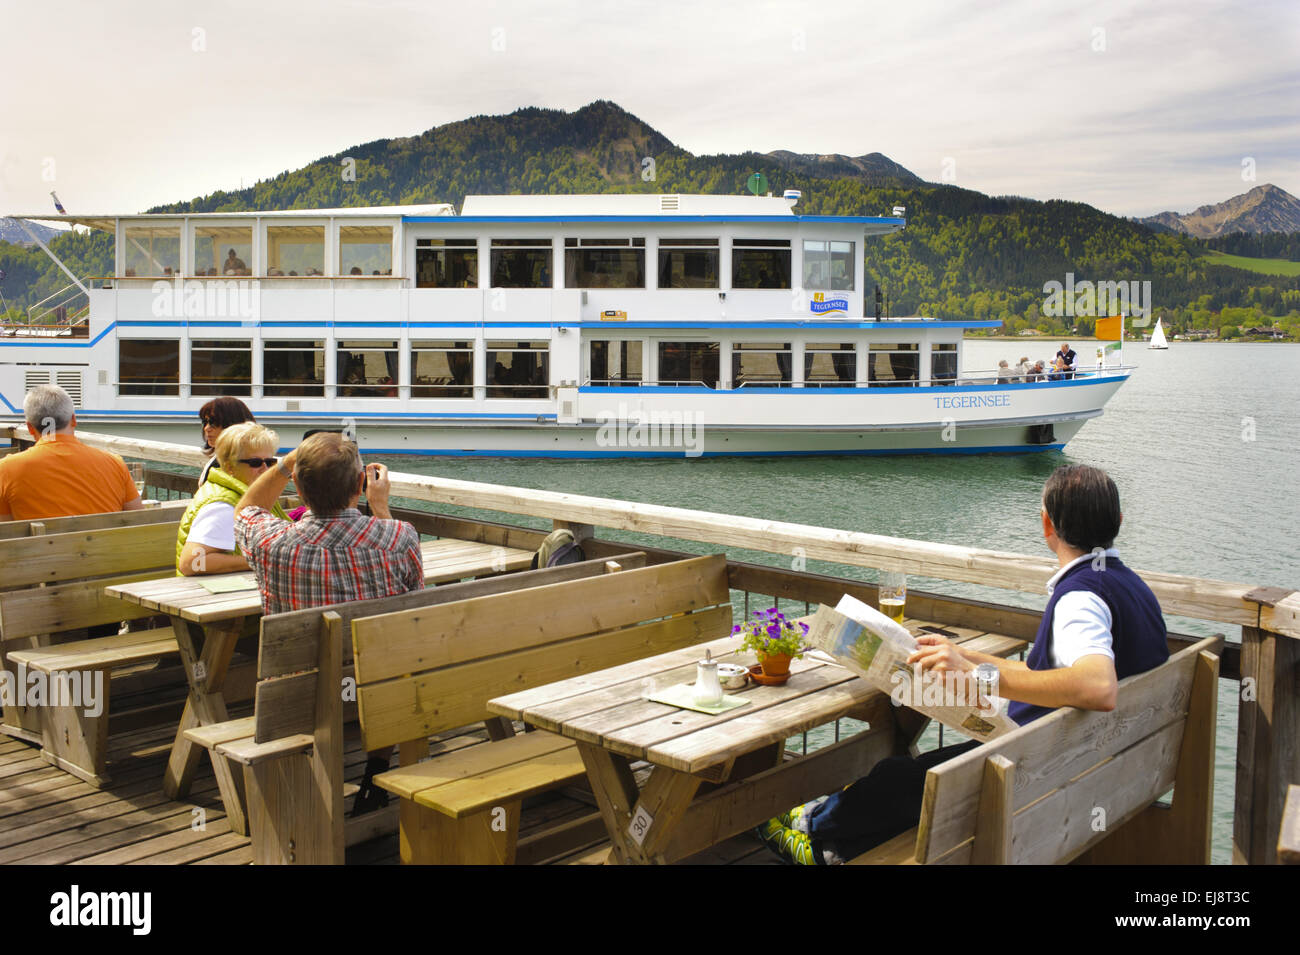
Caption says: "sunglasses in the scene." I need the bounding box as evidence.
[238,457,279,469]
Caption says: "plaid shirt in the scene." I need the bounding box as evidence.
[235,506,423,615]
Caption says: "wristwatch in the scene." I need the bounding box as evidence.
[276,460,293,479]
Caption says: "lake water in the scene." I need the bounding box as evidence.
[387,341,1300,864]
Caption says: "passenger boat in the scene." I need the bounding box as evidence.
[1,192,1132,456]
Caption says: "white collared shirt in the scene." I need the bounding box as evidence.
[1044,548,1119,667]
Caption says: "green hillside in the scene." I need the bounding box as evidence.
[3,101,1299,339]
[1200,250,1300,277]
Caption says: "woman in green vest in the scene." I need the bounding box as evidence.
[177,422,287,576]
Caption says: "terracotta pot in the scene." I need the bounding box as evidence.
[758,652,791,677]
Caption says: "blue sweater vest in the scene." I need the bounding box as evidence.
[1007,556,1168,725]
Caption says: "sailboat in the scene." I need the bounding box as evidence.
[1149,317,1169,350]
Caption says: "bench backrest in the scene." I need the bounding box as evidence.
[351,553,733,752]
[0,500,189,542]
[915,634,1221,864]
[250,552,651,744]
[0,520,182,642]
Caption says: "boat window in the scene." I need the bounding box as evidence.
[732,239,791,289]
[122,225,180,278]
[486,341,549,398]
[804,342,857,387]
[490,239,552,288]
[657,238,719,289]
[266,226,325,277]
[802,240,855,291]
[193,226,253,277]
[416,239,478,288]
[412,340,474,398]
[265,340,325,397]
[732,342,792,387]
[931,343,958,384]
[588,340,643,385]
[868,342,919,386]
[564,238,645,289]
[337,340,399,397]
[657,342,719,388]
[118,340,179,396]
[191,340,252,396]
[340,226,393,276]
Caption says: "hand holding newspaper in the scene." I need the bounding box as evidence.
[804,594,1018,742]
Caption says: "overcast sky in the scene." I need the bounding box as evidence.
[2,0,1297,220]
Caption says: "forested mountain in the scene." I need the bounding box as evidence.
[3,101,1298,338]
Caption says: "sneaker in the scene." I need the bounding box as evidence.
[754,818,816,865]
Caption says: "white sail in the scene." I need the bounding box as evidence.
[1149,317,1169,349]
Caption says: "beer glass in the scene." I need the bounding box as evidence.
[879,571,906,624]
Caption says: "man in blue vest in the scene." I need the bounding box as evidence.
[760,464,1168,864]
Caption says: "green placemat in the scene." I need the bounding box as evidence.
[197,573,259,594]
[647,682,751,715]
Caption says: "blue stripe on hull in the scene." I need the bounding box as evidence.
[337,444,1067,459]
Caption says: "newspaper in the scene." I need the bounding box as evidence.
[804,594,1019,742]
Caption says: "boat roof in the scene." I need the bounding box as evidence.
[7,195,904,234]
[6,204,456,233]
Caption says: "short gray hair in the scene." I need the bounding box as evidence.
[24,384,75,432]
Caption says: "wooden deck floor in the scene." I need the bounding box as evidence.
[0,718,775,866]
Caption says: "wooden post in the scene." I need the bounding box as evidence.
[1235,587,1300,865]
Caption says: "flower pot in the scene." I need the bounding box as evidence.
[758,652,791,677]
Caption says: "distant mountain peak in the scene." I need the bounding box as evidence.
[763,150,923,185]
[1137,183,1300,237]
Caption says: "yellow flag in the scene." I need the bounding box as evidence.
[1095,315,1123,341]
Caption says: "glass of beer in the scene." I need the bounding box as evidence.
[128,461,145,497]
[879,571,906,624]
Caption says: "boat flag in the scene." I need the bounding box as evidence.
[50,191,67,215]
[1095,315,1123,366]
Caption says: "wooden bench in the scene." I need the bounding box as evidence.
[182,551,685,864]
[0,520,189,784]
[1281,785,1300,864]
[849,634,1222,864]
[0,499,189,541]
[355,553,734,865]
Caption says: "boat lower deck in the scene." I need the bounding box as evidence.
[0,716,775,866]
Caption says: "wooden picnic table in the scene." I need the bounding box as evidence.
[489,617,1027,864]
[105,537,534,835]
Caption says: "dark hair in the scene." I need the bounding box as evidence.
[1042,465,1122,552]
[199,397,255,449]
[294,432,363,515]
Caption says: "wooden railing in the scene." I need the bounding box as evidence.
[3,425,1296,865]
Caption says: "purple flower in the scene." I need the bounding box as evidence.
[732,625,741,633]
[800,622,810,633]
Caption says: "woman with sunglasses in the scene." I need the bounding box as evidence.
[198,397,256,485]
[177,422,288,576]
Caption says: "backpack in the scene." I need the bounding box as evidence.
[530,528,586,569]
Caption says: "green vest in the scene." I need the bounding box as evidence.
[176,468,288,574]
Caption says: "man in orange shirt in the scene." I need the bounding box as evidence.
[0,385,144,521]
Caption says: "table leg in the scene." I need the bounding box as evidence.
[625,766,702,865]
[163,697,201,798]
[575,742,640,865]
[164,616,248,836]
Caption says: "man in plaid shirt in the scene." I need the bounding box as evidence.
[234,432,422,615]
[234,430,422,814]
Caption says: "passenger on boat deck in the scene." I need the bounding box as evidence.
[758,464,1168,865]
[1014,356,1032,381]
[0,384,144,521]
[1028,360,1046,381]
[234,431,423,816]
[177,422,287,577]
[198,396,256,485]
[997,360,1011,384]
[224,249,247,275]
[1055,342,1077,379]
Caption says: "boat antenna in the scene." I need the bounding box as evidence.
[746,172,768,196]
[51,191,67,215]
